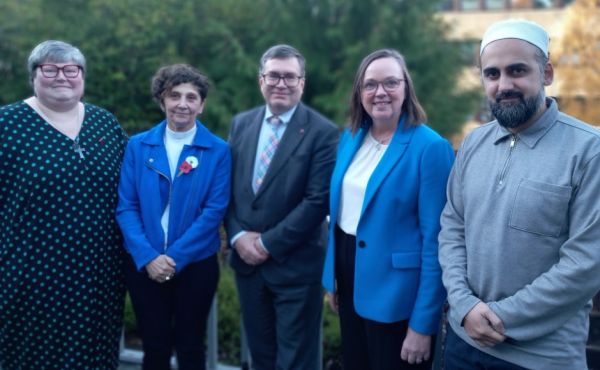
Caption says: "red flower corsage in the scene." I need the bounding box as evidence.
[177,156,198,177]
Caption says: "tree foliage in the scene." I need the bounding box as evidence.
[0,0,476,138]
[552,0,600,125]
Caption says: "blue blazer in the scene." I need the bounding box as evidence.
[322,119,454,334]
[116,120,231,274]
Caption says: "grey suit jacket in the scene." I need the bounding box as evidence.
[225,103,338,284]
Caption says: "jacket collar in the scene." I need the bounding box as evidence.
[332,115,414,217]
[362,115,414,213]
[252,104,308,198]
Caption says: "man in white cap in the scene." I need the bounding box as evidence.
[439,18,600,369]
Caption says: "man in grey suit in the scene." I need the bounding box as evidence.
[225,44,338,370]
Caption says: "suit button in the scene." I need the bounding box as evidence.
[358,240,366,248]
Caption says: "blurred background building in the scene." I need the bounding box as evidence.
[437,0,599,147]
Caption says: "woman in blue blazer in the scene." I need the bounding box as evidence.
[117,64,231,370]
[322,49,454,370]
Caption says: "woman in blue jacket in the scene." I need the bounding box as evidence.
[322,49,454,370]
[117,64,231,370]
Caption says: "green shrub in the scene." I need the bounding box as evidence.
[322,298,342,369]
[123,293,137,332]
[123,293,142,349]
[217,263,242,365]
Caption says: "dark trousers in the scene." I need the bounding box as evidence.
[235,270,323,370]
[125,254,219,370]
[335,226,435,370]
[444,326,528,370]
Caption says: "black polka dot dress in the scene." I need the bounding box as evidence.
[0,101,128,369]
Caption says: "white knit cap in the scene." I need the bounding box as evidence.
[480,19,549,57]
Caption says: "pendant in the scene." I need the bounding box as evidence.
[72,136,85,159]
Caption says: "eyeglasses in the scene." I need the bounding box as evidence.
[362,78,404,93]
[261,73,303,87]
[38,64,82,79]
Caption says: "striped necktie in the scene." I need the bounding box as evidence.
[254,115,282,192]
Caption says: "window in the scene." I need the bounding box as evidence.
[487,0,506,9]
[462,0,480,10]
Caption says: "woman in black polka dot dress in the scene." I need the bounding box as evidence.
[0,40,127,369]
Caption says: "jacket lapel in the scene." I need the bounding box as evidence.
[142,121,171,179]
[361,118,415,215]
[254,104,307,197]
[330,128,367,224]
[241,108,266,194]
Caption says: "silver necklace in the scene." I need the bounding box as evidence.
[72,135,85,159]
[34,99,85,159]
[369,130,393,151]
[372,132,394,145]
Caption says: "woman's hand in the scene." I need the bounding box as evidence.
[326,292,339,314]
[400,327,431,365]
[145,255,176,283]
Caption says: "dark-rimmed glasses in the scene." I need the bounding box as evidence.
[38,64,82,79]
[362,78,404,93]
[261,73,303,87]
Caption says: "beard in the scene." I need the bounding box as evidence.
[489,90,544,130]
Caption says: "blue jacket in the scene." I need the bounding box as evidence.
[117,120,231,273]
[322,119,454,334]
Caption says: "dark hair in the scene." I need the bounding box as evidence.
[151,64,209,106]
[27,40,86,86]
[259,44,306,77]
[349,49,426,133]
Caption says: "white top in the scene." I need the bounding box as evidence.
[338,131,389,235]
[161,125,197,245]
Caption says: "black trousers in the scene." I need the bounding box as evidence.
[335,226,435,370]
[125,254,219,370]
